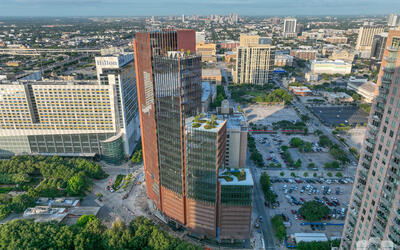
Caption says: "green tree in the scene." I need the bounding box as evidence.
[319,135,332,148]
[313,173,318,178]
[327,172,333,177]
[67,172,87,196]
[290,172,296,177]
[76,215,97,227]
[335,172,343,178]
[290,137,304,148]
[299,201,329,222]
[303,142,312,152]
[11,194,35,213]
[260,173,276,204]
[303,172,309,177]
[280,171,285,177]
[295,158,302,168]
[271,215,286,240]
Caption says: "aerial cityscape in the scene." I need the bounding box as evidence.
[0,2,399,250]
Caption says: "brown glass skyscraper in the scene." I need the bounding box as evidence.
[134,30,253,241]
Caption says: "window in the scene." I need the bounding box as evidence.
[390,130,394,137]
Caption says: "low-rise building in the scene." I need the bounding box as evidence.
[196,42,217,62]
[289,86,313,96]
[202,68,222,85]
[323,92,353,104]
[6,61,20,67]
[347,77,376,103]
[326,36,348,44]
[310,60,352,75]
[274,53,294,67]
[290,50,317,60]
[305,72,319,82]
[329,50,355,62]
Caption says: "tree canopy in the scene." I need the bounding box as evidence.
[299,201,329,222]
[0,217,201,250]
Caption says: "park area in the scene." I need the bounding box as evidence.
[0,155,106,220]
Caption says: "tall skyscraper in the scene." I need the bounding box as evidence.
[388,13,399,27]
[283,17,297,38]
[341,29,400,249]
[234,34,275,85]
[0,52,140,163]
[370,33,388,61]
[133,30,253,241]
[356,26,386,58]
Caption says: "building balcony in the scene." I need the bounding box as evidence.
[389,233,400,247]
[383,188,395,200]
[368,123,379,131]
[375,105,385,113]
[385,56,398,63]
[381,196,392,209]
[383,66,396,73]
[365,139,375,148]
[374,219,386,232]
[376,95,387,104]
[372,115,381,122]
[381,77,393,84]
[387,46,400,52]
[379,86,389,95]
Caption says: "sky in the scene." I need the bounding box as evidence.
[1,0,399,17]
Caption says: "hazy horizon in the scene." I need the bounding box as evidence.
[1,0,399,17]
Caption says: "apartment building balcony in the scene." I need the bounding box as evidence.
[374,219,386,232]
[376,95,387,104]
[379,86,390,95]
[383,187,395,200]
[381,196,392,209]
[372,115,381,122]
[368,123,379,132]
[387,46,400,52]
[384,56,398,63]
[374,105,385,113]
[376,210,388,223]
[389,233,400,247]
[383,66,396,73]
[365,139,375,148]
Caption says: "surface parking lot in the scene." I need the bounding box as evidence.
[269,177,354,238]
[252,133,336,171]
[311,106,368,126]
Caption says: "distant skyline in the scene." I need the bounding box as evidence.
[1,0,399,17]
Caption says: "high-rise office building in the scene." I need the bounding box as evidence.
[234,34,275,85]
[371,33,388,61]
[283,17,297,38]
[341,29,400,250]
[356,26,386,58]
[0,52,140,163]
[388,13,399,27]
[133,30,253,241]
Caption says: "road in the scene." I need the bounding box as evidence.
[223,81,281,249]
[248,151,282,249]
